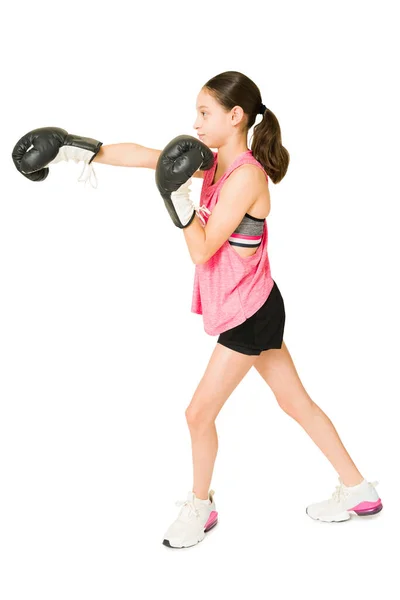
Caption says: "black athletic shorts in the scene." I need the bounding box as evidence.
[217,280,285,356]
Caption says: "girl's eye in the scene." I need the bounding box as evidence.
[201,112,207,116]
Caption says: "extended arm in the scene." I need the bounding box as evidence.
[94,142,204,178]
[12,128,204,189]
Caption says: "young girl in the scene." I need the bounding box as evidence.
[15,71,382,549]
[92,70,383,548]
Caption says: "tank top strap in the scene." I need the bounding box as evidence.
[228,151,268,178]
[212,150,267,189]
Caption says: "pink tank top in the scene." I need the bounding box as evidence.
[191,149,275,335]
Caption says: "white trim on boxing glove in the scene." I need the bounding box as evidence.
[170,178,211,227]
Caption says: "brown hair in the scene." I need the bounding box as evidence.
[203,70,289,184]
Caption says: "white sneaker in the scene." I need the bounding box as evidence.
[306,477,383,522]
[162,489,218,548]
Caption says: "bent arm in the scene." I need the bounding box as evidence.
[93,142,204,177]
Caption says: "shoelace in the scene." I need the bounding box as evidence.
[77,161,98,189]
[175,499,201,519]
[332,479,379,502]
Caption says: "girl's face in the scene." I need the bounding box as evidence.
[193,89,244,149]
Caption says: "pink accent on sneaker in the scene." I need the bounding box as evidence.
[349,498,383,515]
[204,511,218,531]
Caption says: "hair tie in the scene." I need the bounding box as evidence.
[259,103,267,115]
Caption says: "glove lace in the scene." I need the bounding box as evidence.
[195,204,211,226]
[77,161,98,189]
[171,178,211,226]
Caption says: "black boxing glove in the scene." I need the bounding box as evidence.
[12,127,103,188]
[155,134,214,228]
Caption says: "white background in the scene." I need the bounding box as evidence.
[1,0,399,598]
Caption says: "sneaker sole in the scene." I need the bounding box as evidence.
[306,501,383,522]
